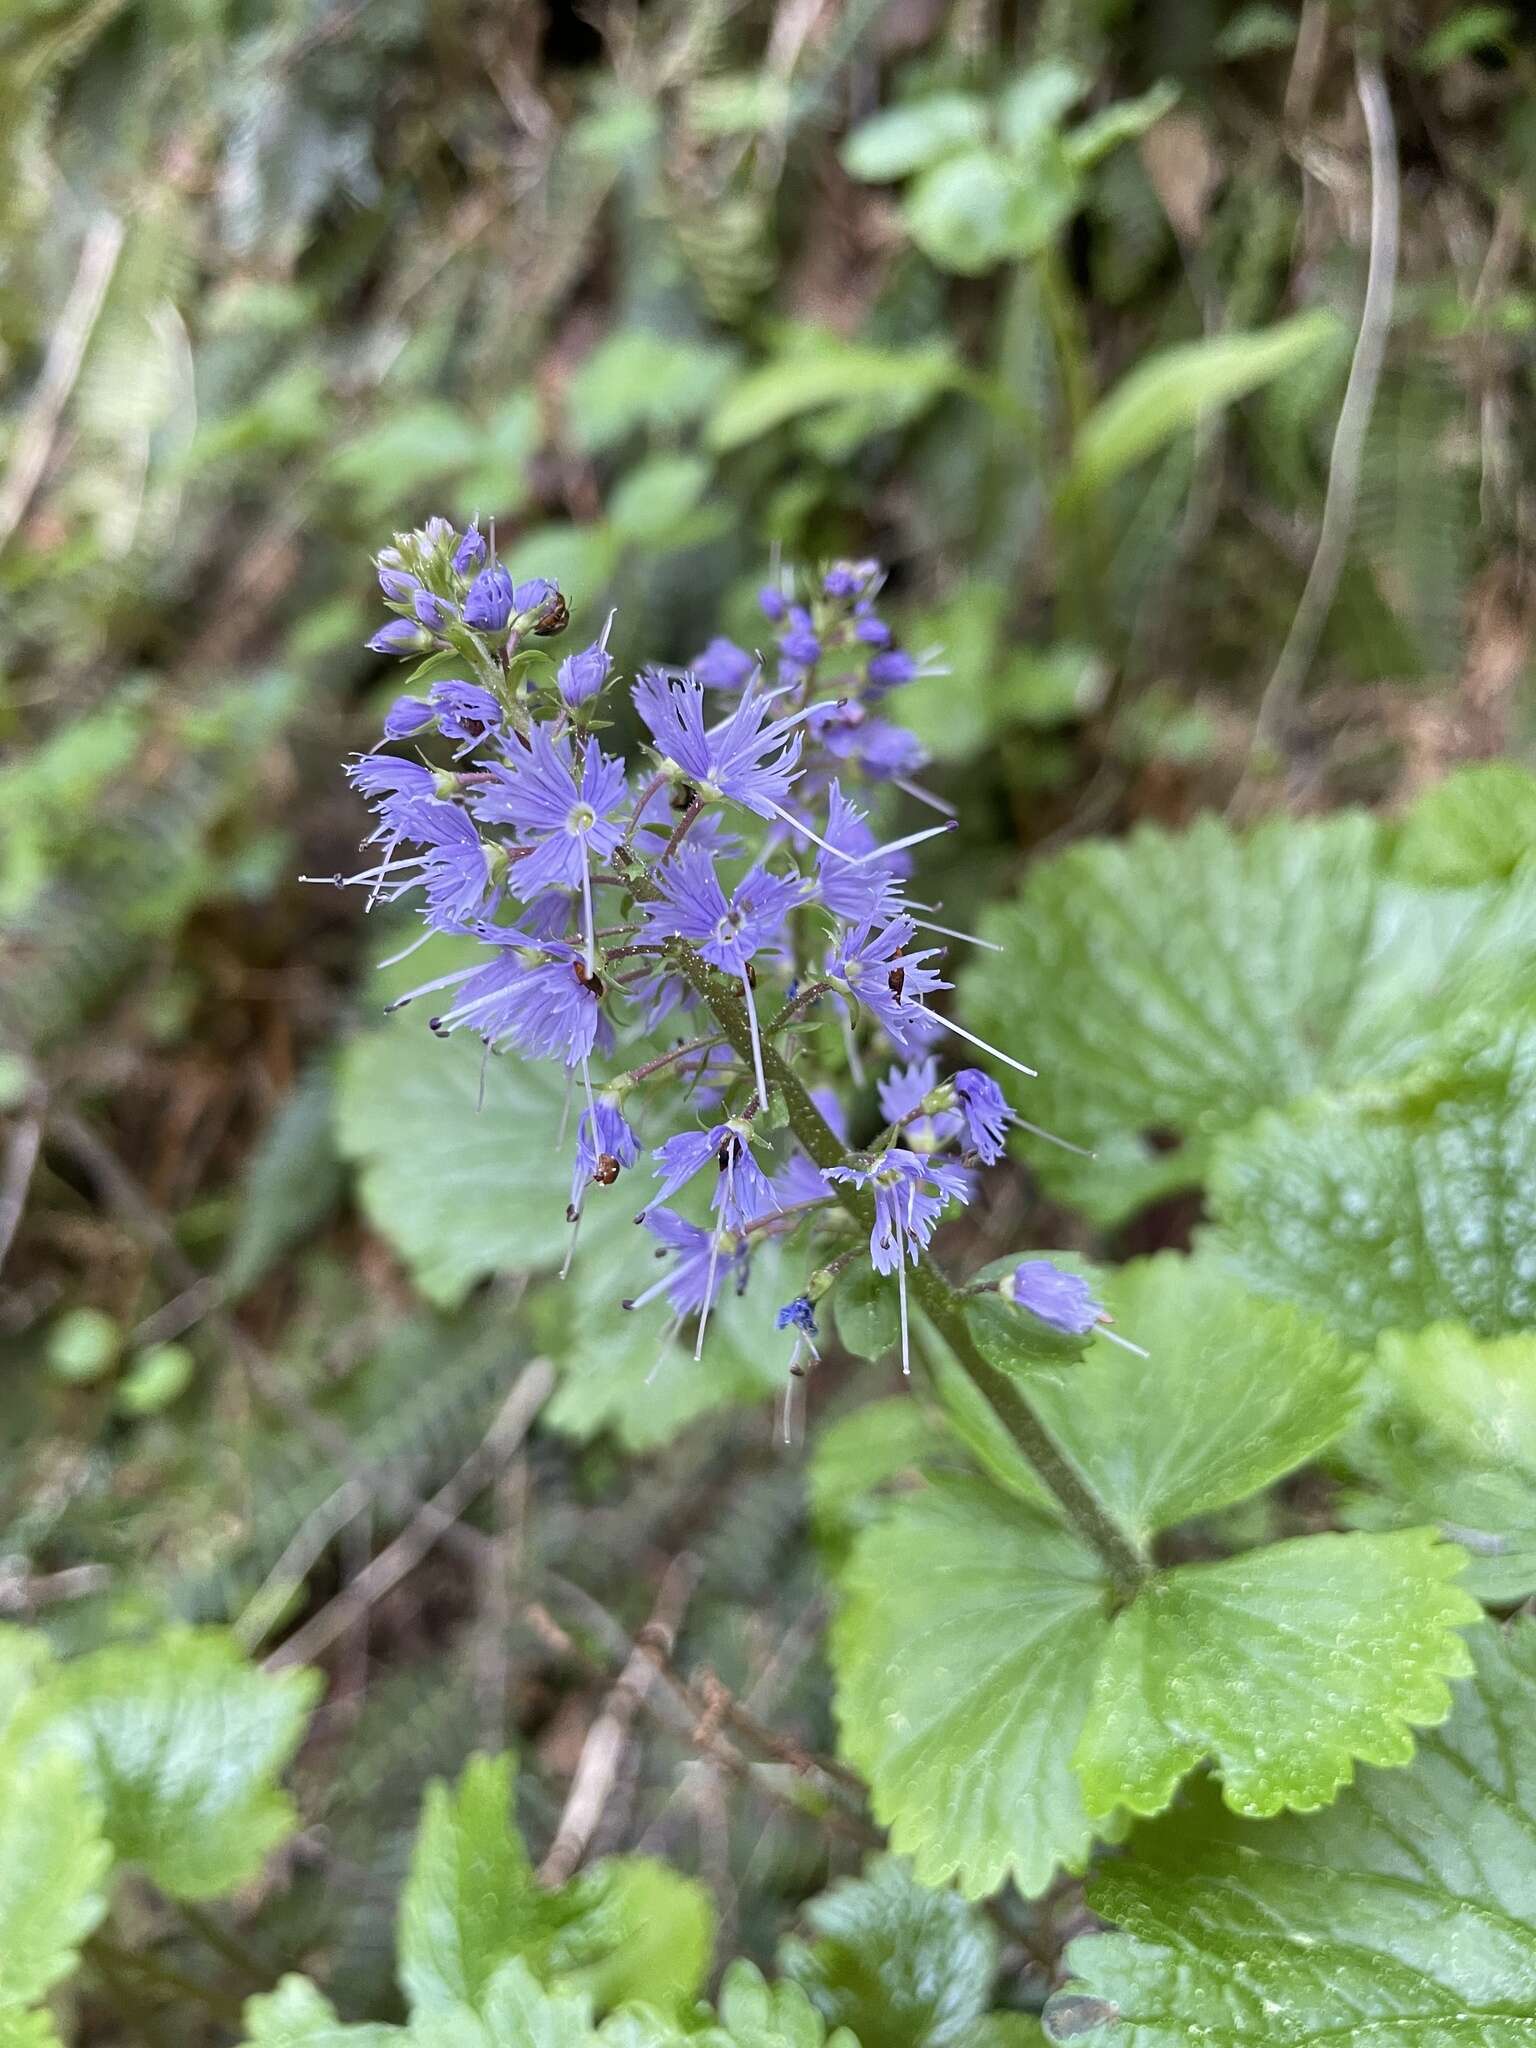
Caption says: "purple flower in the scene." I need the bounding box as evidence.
[867,648,918,692]
[640,845,801,976]
[812,782,908,924]
[452,525,486,574]
[758,585,788,623]
[413,589,456,632]
[646,1122,775,1231]
[629,1209,748,1319]
[854,608,891,647]
[806,703,928,781]
[427,935,605,1065]
[953,1069,1017,1165]
[557,639,613,707]
[1003,1260,1102,1337]
[779,606,820,669]
[511,579,567,633]
[824,1148,970,1275]
[632,670,803,821]
[377,565,420,602]
[827,915,950,1047]
[769,1148,832,1209]
[776,1296,818,1337]
[384,696,435,741]
[473,729,626,894]
[368,618,433,656]
[692,636,755,691]
[879,1056,962,1151]
[810,1086,849,1145]
[357,799,499,929]
[464,565,515,632]
[431,680,503,755]
[569,1098,640,1216]
[346,754,437,832]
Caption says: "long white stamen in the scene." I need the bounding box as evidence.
[926,1011,1038,1078]
[1013,1115,1095,1159]
[1098,1326,1150,1360]
[853,820,956,865]
[560,1206,582,1280]
[839,1004,866,1086]
[645,1313,683,1384]
[377,927,438,971]
[763,798,856,863]
[578,1050,597,1131]
[626,1268,676,1313]
[385,962,479,1012]
[598,607,617,652]
[781,1373,797,1447]
[477,1041,491,1112]
[892,777,956,817]
[741,970,769,1113]
[694,1220,726,1363]
[580,844,597,971]
[911,916,1004,952]
[896,1252,910,1377]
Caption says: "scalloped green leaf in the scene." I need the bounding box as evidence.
[15,1628,318,1900]
[831,1476,1113,1897]
[1391,762,1536,885]
[1050,1620,1536,2048]
[715,1961,862,2048]
[1210,1022,1536,1344]
[336,1026,571,1308]
[832,1476,1478,1897]
[1346,1322,1536,1601]
[240,1976,403,2045]
[400,1753,712,2017]
[780,1855,1010,2048]
[1009,1255,1360,1547]
[1075,1530,1479,1821]
[0,1747,110,2010]
[400,1753,544,2013]
[840,95,989,182]
[410,1960,597,2048]
[959,814,1536,1222]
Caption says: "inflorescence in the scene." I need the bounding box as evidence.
[314,518,1140,1410]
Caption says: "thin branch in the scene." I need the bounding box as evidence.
[538,1554,701,1886]
[265,1361,553,1672]
[1248,46,1399,766]
[0,213,125,554]
[0,1097,45,1277]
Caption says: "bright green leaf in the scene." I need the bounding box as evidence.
[780,1855,1003,2048]
[808,1399,932,1547]
[1390,762,1536,886]
[0,1748,109,2009]
[399,1754,543,2013]
[1075,1529,1478,1821]
[1346,1322,1536,1600]
[240,1975,403,2045]
[714,1961,861,2048]
[1062,84,1179,171]
[551,1859,712,2013]
[996,63,1088,154]
[1061,311,1337,501]
[410,1960,597,2048]
[960,812,1536,1222]
[831,1476,1111,1897]
[840,95,989,182]
[1052,1619,1536,2047]
[833,1264,901,1363]
[607,454,711,545]
[1210,1022,1536,1344]
[903,147,1078,275]
[16,1629,318,1900]
[115,1340,195,1415]
[567,332,740,454]
[335,1026,571,1308]
[707,341,958,451]
[1018,1255,1360,1548]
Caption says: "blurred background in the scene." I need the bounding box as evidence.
[1,0,1532,2020]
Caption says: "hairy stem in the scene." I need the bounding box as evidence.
[663,938,1148,1597]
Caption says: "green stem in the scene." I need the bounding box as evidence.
[662,935,1148,1599]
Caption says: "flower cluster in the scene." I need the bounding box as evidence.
[319,522,1124,1387]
